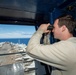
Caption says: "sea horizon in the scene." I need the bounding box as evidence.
[0,38,30,45]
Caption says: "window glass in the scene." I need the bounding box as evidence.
[0,24,35,45]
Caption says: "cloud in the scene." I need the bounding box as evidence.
[0,31,33,38]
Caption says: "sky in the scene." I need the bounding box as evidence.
[0,24,36,38]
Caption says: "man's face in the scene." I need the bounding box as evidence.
[52,19,62,40]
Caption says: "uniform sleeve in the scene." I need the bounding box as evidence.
[26,29,74,70]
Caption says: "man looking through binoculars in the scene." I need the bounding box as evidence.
[27,14,76,75]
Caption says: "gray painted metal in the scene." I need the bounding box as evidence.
[0,62,24,75]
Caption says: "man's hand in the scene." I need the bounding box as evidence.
[38,23,51,33]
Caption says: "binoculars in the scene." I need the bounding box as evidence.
[47,25,54,31]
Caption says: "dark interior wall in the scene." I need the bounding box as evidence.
[0,0,75,26]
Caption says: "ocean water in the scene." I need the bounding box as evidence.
[0,38,30,45]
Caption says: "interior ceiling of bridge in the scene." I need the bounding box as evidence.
[0,0,75,25]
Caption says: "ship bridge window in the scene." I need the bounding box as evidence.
[0,24,35,45]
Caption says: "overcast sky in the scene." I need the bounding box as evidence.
[0,24,35,38]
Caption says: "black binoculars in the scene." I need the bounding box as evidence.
[47,25,54,31]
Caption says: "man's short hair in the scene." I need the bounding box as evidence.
[57,14,76,34]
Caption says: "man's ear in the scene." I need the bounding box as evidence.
[61,25,66,32]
